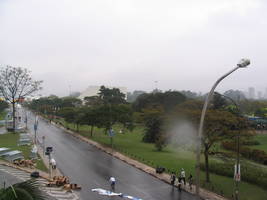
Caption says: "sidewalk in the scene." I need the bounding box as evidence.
[0,159,52,181]
[51,120,229,200]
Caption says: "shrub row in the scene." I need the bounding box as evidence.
[222,141,267,165]
[242,140,260,146]
[200,162,267,190]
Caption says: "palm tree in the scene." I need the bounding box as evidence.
[0,179,48,200]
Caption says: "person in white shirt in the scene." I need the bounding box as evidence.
[50,158,56,169]
[180,168,186,185]
[109,177,116,191]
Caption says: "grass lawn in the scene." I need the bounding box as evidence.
[56,119,267,200]
[251,134,267,152]
[0,132,48,172]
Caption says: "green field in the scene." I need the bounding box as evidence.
[57,120,267,200]
[0,132,48,172]
[252,134,267,152]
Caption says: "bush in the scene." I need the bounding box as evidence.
[200,162,267,189]
[242,140,260,145]
[221,141,267,165]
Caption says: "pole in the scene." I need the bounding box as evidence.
[195,66,241,199]
[42,136,45,157]
[34,123,37,144]
[49,153,51,179]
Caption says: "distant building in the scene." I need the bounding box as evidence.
[78,85,127,100]
[248,87,255,99]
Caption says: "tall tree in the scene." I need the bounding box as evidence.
[0,66,42,130]
[98,85,126,105]
[174,100,246,182]
[133,91,186,112]
[141,106,168,151]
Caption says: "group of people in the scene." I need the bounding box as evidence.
[170,168,193,191]
[108,169,193,193]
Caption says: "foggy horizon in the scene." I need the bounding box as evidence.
[1,0,266,97]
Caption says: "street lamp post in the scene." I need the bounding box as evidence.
[195,59,250,199]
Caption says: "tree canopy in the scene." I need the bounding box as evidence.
[133,91,186,112]
[0,66,42,129]
[98,85,126,105]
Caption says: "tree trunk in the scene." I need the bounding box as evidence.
[76,123,79,132]
[12,101,16,131]
[90,126,94,137]
[204,146,210,182]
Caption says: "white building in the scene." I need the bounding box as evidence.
[78,85,127,100]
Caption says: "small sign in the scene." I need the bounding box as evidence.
[108,129,115,137]
[46,146,53,153]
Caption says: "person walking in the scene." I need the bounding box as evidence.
[170,172,176,186]
[180,168,186,186]
[109,176,116,191]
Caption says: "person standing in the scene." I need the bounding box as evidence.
[188,174,193,190]
[109,176,116,191]
[180,168,186,185]
[170,172,176,186]
[177,176,182,192]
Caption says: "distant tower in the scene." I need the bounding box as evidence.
[248,87,255,99]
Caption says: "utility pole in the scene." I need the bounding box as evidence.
[42,136,45,157]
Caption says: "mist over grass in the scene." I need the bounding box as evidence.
[166,119,197,151]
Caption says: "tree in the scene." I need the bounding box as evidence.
[133,91,186,112]
[174,100,245,182]
[223,89,246,101]
[84,96,102,107]
[61,97,82,108]
[96,104,134,132]
[0,179,47,200]
[98,85,126,105]
[82,107,101,137]
[142,107,167,151]
[0,99,8,113]
[179,90,198,99]
[0,66,42,130]
[127,90,146,103]
[211,92,227,109]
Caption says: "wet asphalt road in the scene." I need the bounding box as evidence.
[27,111,196,200]
[0,170,21,188]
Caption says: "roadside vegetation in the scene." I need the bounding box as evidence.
[25,86,267,200]
[0,132,48,172]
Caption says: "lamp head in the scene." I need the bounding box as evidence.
[237,58,250,68]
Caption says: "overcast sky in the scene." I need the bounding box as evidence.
[0,0,266,97]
